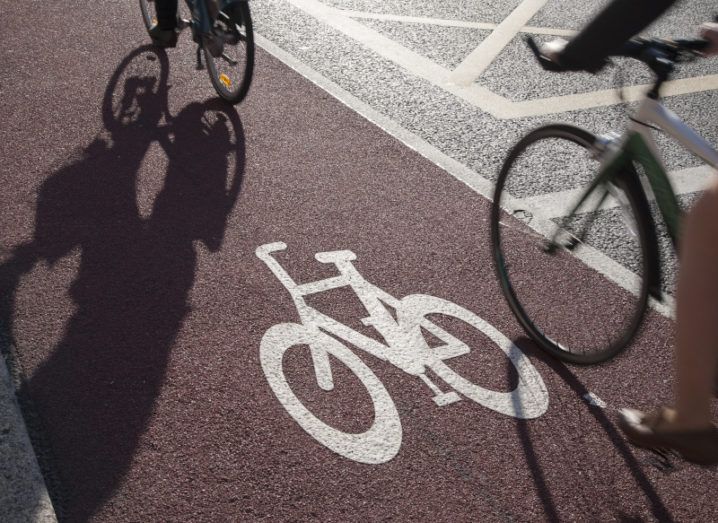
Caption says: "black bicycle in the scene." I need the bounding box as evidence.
[140,0,254,104]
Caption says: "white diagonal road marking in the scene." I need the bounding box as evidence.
[448,0,549,86]
[283,0,718,118]
[519,165,717,219]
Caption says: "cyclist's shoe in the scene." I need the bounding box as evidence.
[539,38,568,63]
[618,407,718,466]
[149,24,178,48]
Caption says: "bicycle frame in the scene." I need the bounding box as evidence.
[183,0,212,34]
[182,0,244,36]
[575,97,718,247]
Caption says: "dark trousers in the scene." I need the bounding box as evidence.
[156,0,178,29]
[562,0,679,71]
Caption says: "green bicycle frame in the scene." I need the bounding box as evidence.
[562,97,718,249]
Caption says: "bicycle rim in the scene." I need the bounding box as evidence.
[490,124,650,364]
[204,2,254,104]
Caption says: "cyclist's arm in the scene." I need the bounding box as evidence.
[557,0,679,71]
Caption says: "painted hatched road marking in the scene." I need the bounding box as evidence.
[281,0,718,118]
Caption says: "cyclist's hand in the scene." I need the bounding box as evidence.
[539,38,568,64]
[700,22,718,55]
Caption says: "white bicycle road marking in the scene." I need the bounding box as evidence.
[257,242,549,464]
[340,9,578,37]
[283,0,718,118]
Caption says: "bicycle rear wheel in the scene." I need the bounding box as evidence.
[204,1,254,104]
[490,124,654,364]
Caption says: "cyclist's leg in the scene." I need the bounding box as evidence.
[672,178,718,430]
[155,0,178,29]
[618,181,718,464]
[147,0,178,48]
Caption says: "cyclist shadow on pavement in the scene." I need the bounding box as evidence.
[510,337,674,522]
[0,46,245,521]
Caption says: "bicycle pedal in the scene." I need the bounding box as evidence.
[433,391,461,406]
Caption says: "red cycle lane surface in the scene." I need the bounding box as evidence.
[1,3,716,522]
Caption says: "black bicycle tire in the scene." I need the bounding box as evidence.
[204,1,255,104]
[490,123,654,364]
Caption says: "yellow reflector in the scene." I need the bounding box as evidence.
[219,74,232,89]
[152,17,157,25]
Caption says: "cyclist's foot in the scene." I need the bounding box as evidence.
[539,38,568,63]
[618,407,718,466]
[149,24,178,48]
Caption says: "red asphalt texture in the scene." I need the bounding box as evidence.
[1,2,717,522]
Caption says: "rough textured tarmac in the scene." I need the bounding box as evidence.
[2,1,717,522]
[0,357,56,522]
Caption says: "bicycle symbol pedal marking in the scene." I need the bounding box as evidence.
[256,242,549,464]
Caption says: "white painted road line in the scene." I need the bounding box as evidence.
[340,10,577,37]
[520,165,717,218]
[448,0,549,86]
[340,10,498,30]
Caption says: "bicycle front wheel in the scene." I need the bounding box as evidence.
[204,1,254,104]
[490,124,653,364]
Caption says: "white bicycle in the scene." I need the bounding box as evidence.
[256,242,548,464]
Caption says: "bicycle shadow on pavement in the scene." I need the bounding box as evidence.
[509,336,674,522]
[0,46,245,521]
